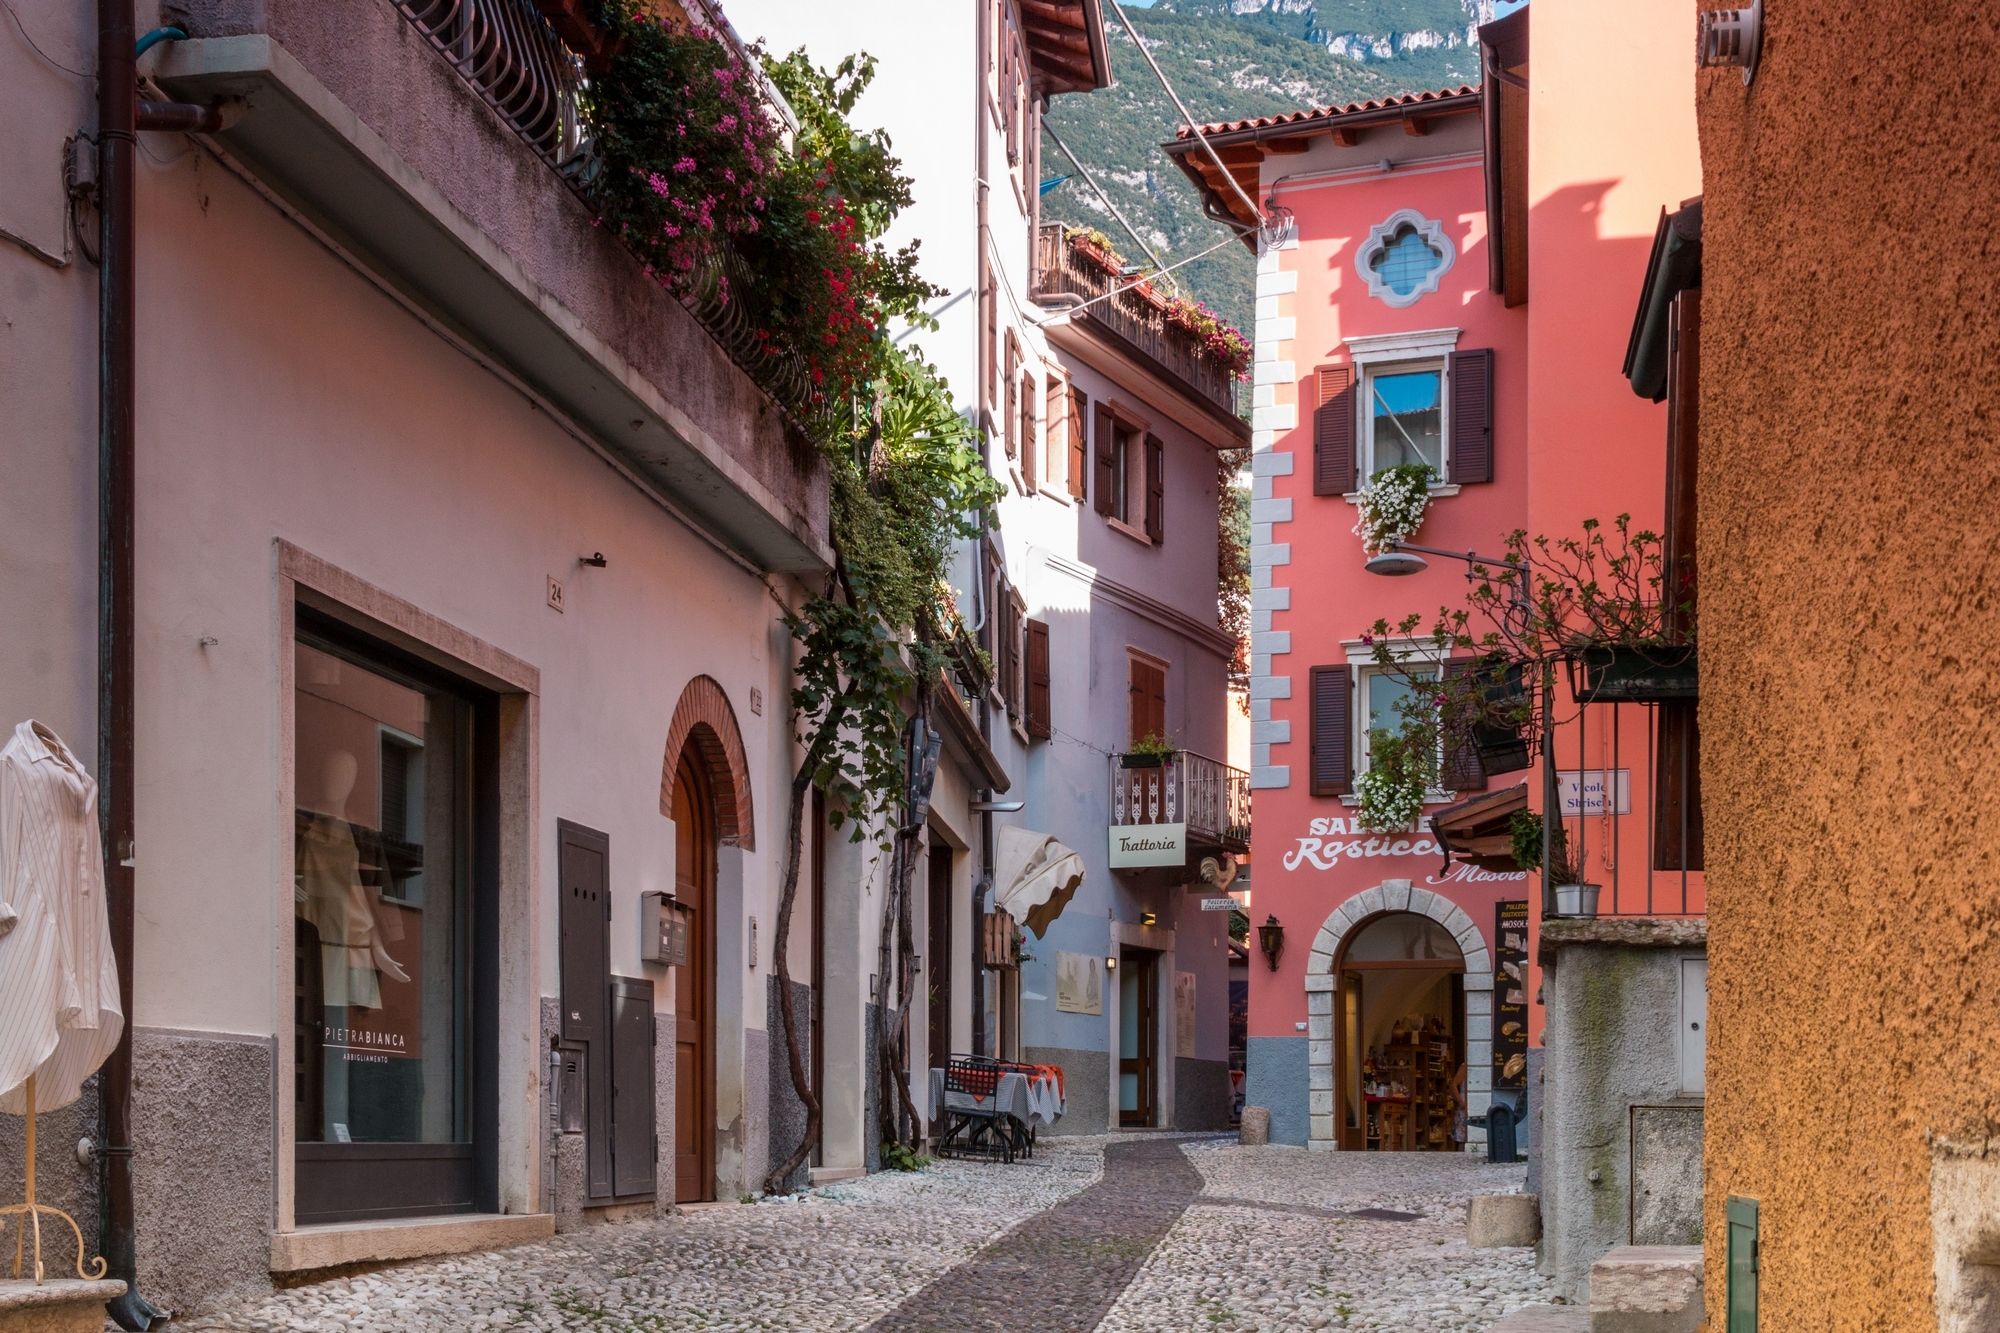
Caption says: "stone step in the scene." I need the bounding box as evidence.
[1589,1245,1703,1333]
[1487,1305,1591,1332]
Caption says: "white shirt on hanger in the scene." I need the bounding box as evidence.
[0,720,124,1114]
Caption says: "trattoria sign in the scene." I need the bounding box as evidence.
[1282,815,1528,883]
[1110,822,1186,867]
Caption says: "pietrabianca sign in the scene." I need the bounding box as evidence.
[1109,822,1186,868]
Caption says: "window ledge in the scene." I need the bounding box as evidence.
[1107,516,1154,546]
[1341,484,1461,504]
[1036,483,1076,506]
[271,1212,554,1274]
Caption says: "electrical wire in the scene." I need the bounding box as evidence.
[1042,120,1175,289]
[1102,0,1264,230]
[1026,229,1242,327]
[2,0,88,79]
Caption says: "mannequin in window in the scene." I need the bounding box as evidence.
[296,748,408,1010]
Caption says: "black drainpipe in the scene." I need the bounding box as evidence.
[968,0,991,1061]
[96,6,216,1325]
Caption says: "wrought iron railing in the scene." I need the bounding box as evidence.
[1109,750,1251,854]
[394,0,585,165]
[1034,225,1243,420]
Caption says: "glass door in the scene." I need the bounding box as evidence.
[1118,949,1158,1126]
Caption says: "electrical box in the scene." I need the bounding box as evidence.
[638,891,689,967]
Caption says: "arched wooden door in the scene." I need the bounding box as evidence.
[672,751,717,1203]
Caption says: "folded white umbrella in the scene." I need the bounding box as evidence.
[993,827,1085,939]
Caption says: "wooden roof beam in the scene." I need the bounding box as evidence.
[1023,20,1092,58]
[1404,115,1433,137]
[1021,0,1084,31]
[1331,127,1359,148]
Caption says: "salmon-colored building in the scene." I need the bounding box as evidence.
[1173,0,1710,1307]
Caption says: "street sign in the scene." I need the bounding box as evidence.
[1200,897,1239,911]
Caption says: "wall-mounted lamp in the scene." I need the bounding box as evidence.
[1257,914,1285,972]
[578,552,607,568]
[1105,955,1118,971]
[1698,0,1762,85]
[971,798,1025,813]
[1139,910,1157,928]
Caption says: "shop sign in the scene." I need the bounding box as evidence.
[1199,897,1239,912]
[1281,815,1528,883]
[1493,901,1529,1090]
[1110,821,1186,867]
[1558,769,1630,816]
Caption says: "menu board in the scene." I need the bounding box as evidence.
[1493,900,1529,1090]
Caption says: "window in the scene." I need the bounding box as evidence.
[1093,407,1164,542]
[1003,334,1020,461]
[294,611,494,1225]
[1111,420,1141,523]
[1128,654,1167,747]
[1019,368,1037,489]
[1065,383,1088,502]
[1356,662,1438,777]
[1355,209,1457,308]
[1043,375,1068,494]
[1362,362,1445,475]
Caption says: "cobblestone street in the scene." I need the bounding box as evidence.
[179,1137,1551,1332]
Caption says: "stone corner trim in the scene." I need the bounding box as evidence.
[661,674,757,850]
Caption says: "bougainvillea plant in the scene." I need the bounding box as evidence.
[1351,462,1438,553]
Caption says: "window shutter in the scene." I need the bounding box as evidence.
[1003,337,1019,460]
[1044,376,1065,493]
[1439,659,1486,791]
[1025,618,1052,740]
[1447,348,1494,484]
[1144,433,1165,543]
[1021,374,1037,489]
[1313,366,1357,496]
[1309,665,1354,797]
[1067,386,1089,501]
[1093,404,1116,516]
[1000,596,1022,718]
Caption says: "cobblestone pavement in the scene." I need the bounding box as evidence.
[177,1136,1549,1332]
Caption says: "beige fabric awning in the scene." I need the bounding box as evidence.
[993,828,1086,939]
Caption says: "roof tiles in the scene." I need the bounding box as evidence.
[1175,84,1479,140]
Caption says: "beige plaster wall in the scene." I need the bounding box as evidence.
[1696,3,2000,1326]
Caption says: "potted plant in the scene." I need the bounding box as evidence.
[1510,810,1599,917]
[1121,732,1177,769]
[1351,463,1439,554]
[1463,656,1533,775]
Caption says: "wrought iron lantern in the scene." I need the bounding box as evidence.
[1256,915,1285,972]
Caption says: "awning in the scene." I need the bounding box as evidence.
[1428,783,1530,875]
[994,828,1086,939]
[1624,198,1703,401]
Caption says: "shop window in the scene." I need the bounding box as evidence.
[293,611,495,1225]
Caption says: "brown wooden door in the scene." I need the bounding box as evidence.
[927,839,953,1068]
[672,754,716,1204]
[1118,949,1158,1127]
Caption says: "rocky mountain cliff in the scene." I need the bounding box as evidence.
[1040,0,1491,340]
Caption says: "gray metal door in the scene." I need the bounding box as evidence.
[610,977,657,1199]
[557,820,612,1201]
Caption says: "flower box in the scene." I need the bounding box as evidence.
[1569,645,1698,703]
[1473,726,1532,776]
[1120,751,1170,770]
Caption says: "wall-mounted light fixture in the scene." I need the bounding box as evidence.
[1140,910,1157,928]
[1698,0,1762,85]
[1105,954,1118,971]
[1257,915,1285,972]
[578,551,608,568]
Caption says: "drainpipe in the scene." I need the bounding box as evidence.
[969,3,992,1061]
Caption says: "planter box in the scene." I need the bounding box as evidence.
[1570,645,1698,703]
[1553,883,1601,917]
[1120,752,1169,770]
[1474,728,1532,776]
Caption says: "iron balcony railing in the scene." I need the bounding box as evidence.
[1110,750,1251,856]
[1538,684,1704,920]
[1034,225,1243,421]
[394,0,586,166]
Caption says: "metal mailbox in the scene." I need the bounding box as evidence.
[639,890,690,967]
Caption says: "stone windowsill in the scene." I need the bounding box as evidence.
[270,1213,554,1274]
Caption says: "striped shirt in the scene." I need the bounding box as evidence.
[0,721,123,1114]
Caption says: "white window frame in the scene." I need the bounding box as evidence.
[1339,638,1453,805]
[1342,328,1463,500]
[1355,208,1457,308]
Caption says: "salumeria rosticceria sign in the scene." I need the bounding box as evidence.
[1109,822,1187,867]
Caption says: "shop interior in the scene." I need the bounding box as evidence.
[1336,913,1467,1152]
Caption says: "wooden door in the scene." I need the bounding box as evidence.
[1118,949,1158,1126]
[672,755,716,1204]
[557,820,612,1201]
[1337,970,1363,1150]
[926,840,953,1069]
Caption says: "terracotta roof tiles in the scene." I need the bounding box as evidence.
[1175,84,1479,140]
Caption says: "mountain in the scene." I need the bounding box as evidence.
[1040,1,1490,341]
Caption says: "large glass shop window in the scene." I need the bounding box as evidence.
[294,623,478,1222]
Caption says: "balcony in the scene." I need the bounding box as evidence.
[1108,750,1250,866]
[1033,225,1245,423]
[155,0,830,573]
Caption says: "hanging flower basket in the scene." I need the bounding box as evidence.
[1568,644,1699,703]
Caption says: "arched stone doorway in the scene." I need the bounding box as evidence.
[659,676,755,1203]
[1303,880,1493,1153]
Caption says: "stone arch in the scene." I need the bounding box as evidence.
[660,675,755,850]
[1301,879,1494,1152]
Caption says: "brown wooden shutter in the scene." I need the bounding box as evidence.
[1093,404,1116,516]
[1439,659,1486,792]
[1313,366,1357,496]
[1447,348,1494,484]
[1309,665,1354,797]
[1003,336,1019,460]
[1128,657,1167,745]
[1025,618,1052,740]
[1000,594,1021,719]
[1044,376,1065,493]
[1021,373,1037,489]
[1067,385,1089,501]
[1143,432,1165,543]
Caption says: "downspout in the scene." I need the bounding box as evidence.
[96,12,216,1328]
[970,1,992,1060]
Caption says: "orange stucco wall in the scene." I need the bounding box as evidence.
[1697,3,2000,1327]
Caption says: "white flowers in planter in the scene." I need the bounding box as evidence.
[1351,463,1439,555]
[1356,726,1432,833]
